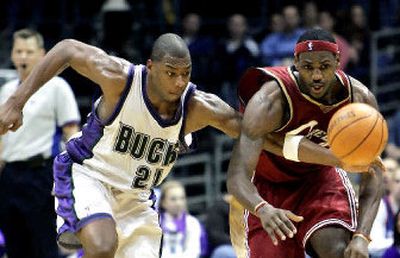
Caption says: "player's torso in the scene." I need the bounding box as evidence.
[239,66,352,182]
[66,64,195,190]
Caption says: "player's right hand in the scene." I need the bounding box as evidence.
[0,101,23,135]
[257,203,303,246]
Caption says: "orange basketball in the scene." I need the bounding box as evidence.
[327,103,388,168]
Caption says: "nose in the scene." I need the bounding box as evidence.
[312,69,322,82]
[176,75,186,88]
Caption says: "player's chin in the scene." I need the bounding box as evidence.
[167,93,182,101]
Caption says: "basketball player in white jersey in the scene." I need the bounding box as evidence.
[0,33,241,258]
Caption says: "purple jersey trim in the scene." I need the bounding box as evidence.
[65,64,134,164]
[51,126,63,157]
[53,153,79,240]
[141,66,196,128]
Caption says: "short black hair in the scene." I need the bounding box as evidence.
[13,28,44,48]
[150,33,190,62]
[297,29,336,44]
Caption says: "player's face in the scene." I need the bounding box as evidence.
[294,51,339,99]
[148,55,191,102]
[11,37,45,80]
[162,186,187,217]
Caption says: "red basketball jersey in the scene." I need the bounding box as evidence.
[238,66,353,182]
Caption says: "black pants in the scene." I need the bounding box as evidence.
[0,157,58,258]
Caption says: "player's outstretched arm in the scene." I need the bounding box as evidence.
[0,39,129,135]
[263,133,342,166]
[344,78,385,258]
[227,82,303,246]
[184,90,242,138]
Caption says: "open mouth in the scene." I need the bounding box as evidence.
[311,84,324,94]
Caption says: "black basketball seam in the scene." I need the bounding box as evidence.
[373,115,384,158]
[329,114,372,145]
[339,111,379,159]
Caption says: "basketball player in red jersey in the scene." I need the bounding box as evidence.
[227,29,385,258]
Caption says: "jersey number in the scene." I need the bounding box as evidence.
[131,165,163,189]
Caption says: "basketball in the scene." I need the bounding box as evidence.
[327,103,388,168]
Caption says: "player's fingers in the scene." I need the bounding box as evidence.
[285,210,304,223]
[264,226,278,246]
[271,218,287,241]
[277,214,295,238]
[343,245,352,258]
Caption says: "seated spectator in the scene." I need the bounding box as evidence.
[259,5,304,66]
[387,110,400,161]
[383,158,399,195]
[370,166,400,258]
[181,13,215,92]
[215,13,260,109]
[205,193,236,258]
[318,11,356,71]
[159,180,205,258]
[383,210,400,258]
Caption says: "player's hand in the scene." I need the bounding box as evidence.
[0,101,23,135]
[344,237,369,258]
[340,157,385,174]
[257,203,303,246]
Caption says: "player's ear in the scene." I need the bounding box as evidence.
[335,53,340,69]
[293,55,299,70]
[146,59,153,70]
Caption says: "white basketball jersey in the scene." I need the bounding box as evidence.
[66,64,196,191]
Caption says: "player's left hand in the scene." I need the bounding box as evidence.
[344,237,369,258]
[341,156,385,174]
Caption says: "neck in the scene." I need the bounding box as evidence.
[146,77,180,119]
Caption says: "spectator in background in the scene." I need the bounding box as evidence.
[215,14,259,109]
[383,210,400,258]
[344,4,370,84]
[0,29,80,258]
[205,194,236,258]
[387,110,400,161]
[370,166,400,258]
[160,180,206,258]
[383,158,399,195]
[260,5,304,66]
[181,13,215,92]
[318,11,355,70]
[302,1,319,29]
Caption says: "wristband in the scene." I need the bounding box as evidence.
[254,201,268,215]
[283,135,304,162]
[352,232,371,243]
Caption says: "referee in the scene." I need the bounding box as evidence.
[0,29,80,258]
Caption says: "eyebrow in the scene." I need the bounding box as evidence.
[165,63,192,69]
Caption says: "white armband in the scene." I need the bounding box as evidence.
[282,135,304,162]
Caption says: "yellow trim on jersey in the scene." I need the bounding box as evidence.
[230,197,250,258]
[257,67,294,132]
[288,68,350,108]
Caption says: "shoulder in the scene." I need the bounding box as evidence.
[186,214,202,228]
[188,89,222,111]
[349,76,377,107]
[242,80,286,137]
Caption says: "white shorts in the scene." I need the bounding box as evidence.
[54,153,162,258]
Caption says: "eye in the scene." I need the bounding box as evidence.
[303,65,312,70]
[166,71,175,77]
[321,64,330,69]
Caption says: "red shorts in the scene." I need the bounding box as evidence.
[230,167,357,258]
